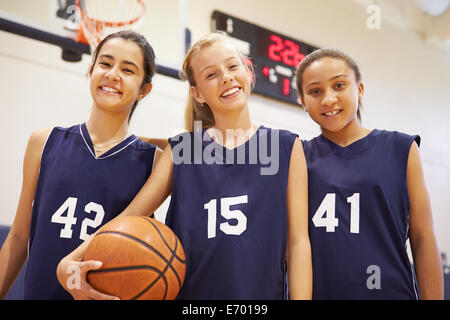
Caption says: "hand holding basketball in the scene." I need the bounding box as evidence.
[83,216,186,300]
[57,258,120,300]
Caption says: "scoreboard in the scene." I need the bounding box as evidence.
[212,11,318,106]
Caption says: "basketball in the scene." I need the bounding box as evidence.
[83,216,186,300]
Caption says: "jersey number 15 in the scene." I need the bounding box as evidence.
[203,195,248,239]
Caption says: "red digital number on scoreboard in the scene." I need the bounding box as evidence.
[268,34,305,67]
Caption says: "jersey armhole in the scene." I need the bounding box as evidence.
[413,135,421,148]
[37,127,57,174]
[151,147,158,172]
[286,132,300,168]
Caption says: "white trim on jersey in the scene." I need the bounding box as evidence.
[151,146,158,172]
[97,138,139,160]
[28,126,55,259]
[79,124,96,159]
[405,220,420,300]
[79,124,138,160]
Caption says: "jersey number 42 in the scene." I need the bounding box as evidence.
[51,197,105,241]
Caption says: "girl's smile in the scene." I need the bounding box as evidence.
[220,85,242,99]
[190,42,251,114]
[98,85,122,96]
[89,37,147,114]
[301,57,364,144]
[322,108,343,118]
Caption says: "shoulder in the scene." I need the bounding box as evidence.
[259,126,299,147]
[24,127,54,167]
[129,137,159,166]
[28,127,53,151]
[36,124,84,146]
[370,130,421,174]
[168,130,196,150]
[372,129,421,148]
[290,137,305,160]
[133,137,159,151]
[52,124,81,135]
[301,135,320,148]
[36,124,84,149]
[168,130,193,141]
[300,135,322,159]
[259,126,298,138]
[29,125,82,152]
[136,137,169,150]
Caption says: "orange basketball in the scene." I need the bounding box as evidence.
[84,216,186,300]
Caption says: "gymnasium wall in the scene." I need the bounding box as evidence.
[0,0,449,280]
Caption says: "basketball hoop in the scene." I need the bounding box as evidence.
[75,0,146,51]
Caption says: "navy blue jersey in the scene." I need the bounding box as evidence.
[24,123,156,299]
[302,129,420,299]
[165,126,297,299]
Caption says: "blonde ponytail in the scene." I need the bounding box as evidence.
[184,97,195,132]
[184,94,215,132]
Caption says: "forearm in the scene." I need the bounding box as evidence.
[0,233,28,299]
[287,236,312,300]
[411,234,444,300]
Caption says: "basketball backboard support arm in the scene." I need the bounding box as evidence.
[0,11,89,62]
[0,11,181,79]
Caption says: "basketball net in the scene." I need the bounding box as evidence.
[75,0,146,52]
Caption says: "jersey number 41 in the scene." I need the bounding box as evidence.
[312,193,360,233]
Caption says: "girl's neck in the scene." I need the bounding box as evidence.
[86,107,130,146]
[209,108,255,149]
[321,120,371,147]
[213,112,252,133]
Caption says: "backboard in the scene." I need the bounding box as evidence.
[0,0,187,76]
